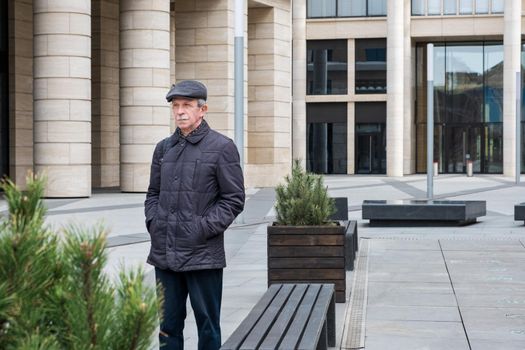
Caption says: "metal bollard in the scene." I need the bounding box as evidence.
[466,160,473,177]
[433,161,438,176]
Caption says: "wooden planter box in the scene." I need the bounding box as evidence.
[267,221,350,303]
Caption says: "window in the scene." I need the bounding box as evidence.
[308,0,336,18]
[307,0,386,18]
[459,0,473,14]
[491,0,503,13]
[412,0,425,15]
[368,0,387,16]
[412,0,502,15]
[307,40,348,95]
[443,0,456,14]
[338,0,366,16]
[355,39,387,94]
[475,0,489,14]
[428,0,441,15]
[307,103,347,174]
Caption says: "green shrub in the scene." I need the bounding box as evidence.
[0,174,160,350]
[275,160,335,226]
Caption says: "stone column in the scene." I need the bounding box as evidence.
[503,0,521,177]
[120,0,171,192]
[292,0,306,165]
[245,4,292,187]
[33,0,92,197]
[403,0,414,174]
[348,40,355,175]
[347,102,355,174]
[8,0,33,188]
[170,3,176,133]
[175,0,236,138]
[386,0,404,176]
[92,0,119,188]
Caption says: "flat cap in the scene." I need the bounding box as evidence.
[166,80,207,102]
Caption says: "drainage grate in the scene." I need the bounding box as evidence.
[341,239,370,350]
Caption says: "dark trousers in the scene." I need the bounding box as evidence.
[155,267,223,350]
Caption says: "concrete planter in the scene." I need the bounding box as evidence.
[267,221,353,303]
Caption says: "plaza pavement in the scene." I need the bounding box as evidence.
[2,174,524,349]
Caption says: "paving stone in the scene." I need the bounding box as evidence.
[367,282,456,307]
[440,240,525,251]
[468,338,525,350]
[364,320,469,350]
[447,270,525,284]
[368,250,445,264]
[368,271,450,283]
[368,262,447,274]
[366,305,461,322]
[363,335,470,350]
[369,239,441,250]
[461,307,525,341]
[443,251,525,264]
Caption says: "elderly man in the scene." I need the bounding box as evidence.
[144,80,245,350]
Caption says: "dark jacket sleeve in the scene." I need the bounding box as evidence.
[144,141,163,230]
[200,140,245,239]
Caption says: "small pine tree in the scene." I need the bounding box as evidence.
[0,173,160,350]
[275,160,336,226]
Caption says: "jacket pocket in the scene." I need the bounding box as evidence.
[150,219,166,251]
[192,215,207,247]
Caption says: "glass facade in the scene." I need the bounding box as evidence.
[412,0,504,15]
[308,0,386,18]
[307,40,348,95]
[306,103,347,174]
[416,42,503,174]
[0,0,8,179]
[355,39,386,94]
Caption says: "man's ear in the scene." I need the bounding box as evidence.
[201,104,208,113]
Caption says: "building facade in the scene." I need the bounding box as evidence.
[2,0,524,197]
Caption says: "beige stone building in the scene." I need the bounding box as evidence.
[3,0,525,197]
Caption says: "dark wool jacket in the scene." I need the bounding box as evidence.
[144,120,245,271]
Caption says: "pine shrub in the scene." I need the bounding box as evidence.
[275,160,335,226]
[0,174,160,350]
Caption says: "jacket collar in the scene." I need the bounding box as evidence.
[167,119,210,148]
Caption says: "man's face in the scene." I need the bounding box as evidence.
[171,97,207,135]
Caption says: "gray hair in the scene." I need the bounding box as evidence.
[197,99,207,107]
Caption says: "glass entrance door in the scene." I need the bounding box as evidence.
[356,123,386,174]
[443,125,482,173]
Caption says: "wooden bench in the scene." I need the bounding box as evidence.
[220,283,336,350]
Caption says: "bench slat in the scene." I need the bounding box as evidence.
[239,284,295,350]
[277,284,321,350]
[258,284,308,350]
[220,284,282,350]
[298,284,335,350]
